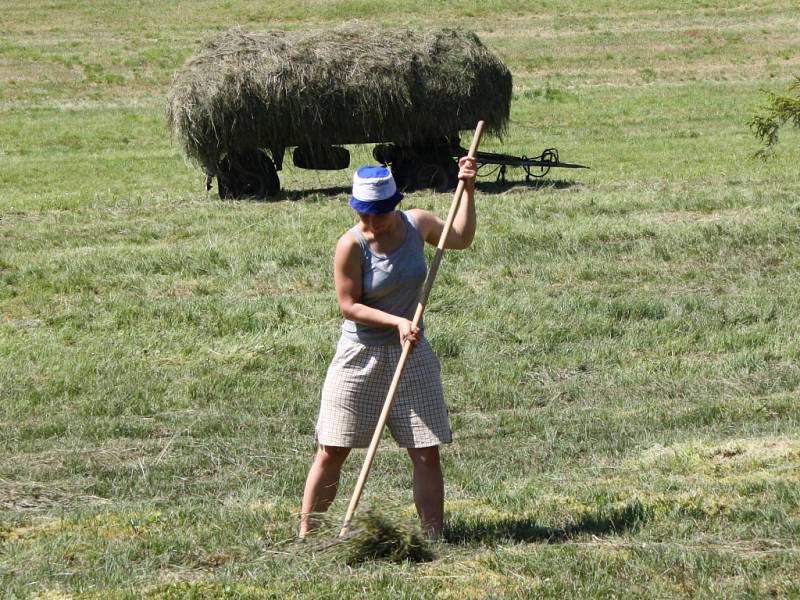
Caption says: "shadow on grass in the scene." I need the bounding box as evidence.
[475,177,583,195]
[223,178,582,203]
[279,186,352,202]
[443,499,650,545]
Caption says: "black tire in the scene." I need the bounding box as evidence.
[372,143,398,165]
[217,150,280,199]
[392,151,458,193]
[391,158,416,192]
[414,160,457,193]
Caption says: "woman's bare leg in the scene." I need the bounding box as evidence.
[407,445,444,538]
[299,445,351,538]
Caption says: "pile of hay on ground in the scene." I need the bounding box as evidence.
[329,510,435,565]
[166,22,512,173]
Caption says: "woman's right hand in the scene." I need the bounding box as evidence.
[396,318,420,346]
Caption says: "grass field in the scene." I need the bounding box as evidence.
[2,1,800,598]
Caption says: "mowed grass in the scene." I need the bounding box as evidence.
[2,1,800,598]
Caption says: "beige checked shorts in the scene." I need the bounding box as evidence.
[315,336,452,449]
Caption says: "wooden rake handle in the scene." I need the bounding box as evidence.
[339,121,485,538]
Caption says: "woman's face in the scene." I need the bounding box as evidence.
[358,211,396,234]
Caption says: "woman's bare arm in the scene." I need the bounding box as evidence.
[408,156,477,249]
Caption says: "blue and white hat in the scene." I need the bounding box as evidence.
[349,166,403,214]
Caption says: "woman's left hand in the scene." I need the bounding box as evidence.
[396,318,420,346]
[458,156,477,191]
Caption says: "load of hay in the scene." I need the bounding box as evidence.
[166,22,512,174]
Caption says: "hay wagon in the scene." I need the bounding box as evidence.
[167,23,586,199]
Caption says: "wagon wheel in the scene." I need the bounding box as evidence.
[392,151,458,193]
[217,150,280,200]
[414,159,458,193]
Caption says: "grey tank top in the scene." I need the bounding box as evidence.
[341,211,427,345]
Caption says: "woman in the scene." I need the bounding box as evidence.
[299,157,478,539]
